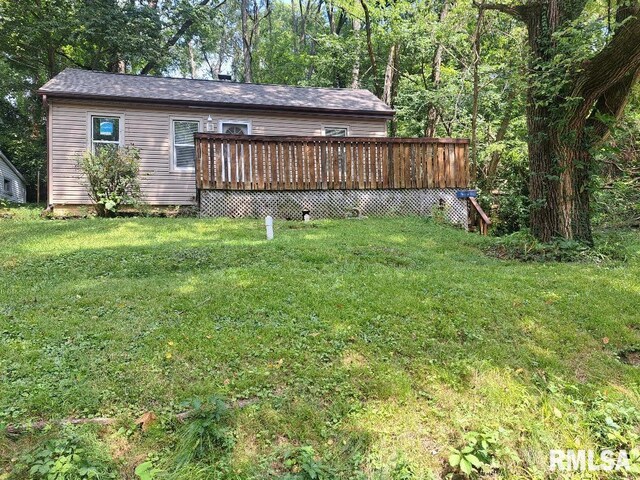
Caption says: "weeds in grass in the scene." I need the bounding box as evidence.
[448,428,520,477]
[171,397,235,468]
[1,214,639,478]
[134,460,164,480]
[586,394,640,450]
[388,458,416,479]
[282,445,333,479]
[488,229,629,262]
[13,426,116,479]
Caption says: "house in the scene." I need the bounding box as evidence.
[38,69,394,211]
[0,150,26,203]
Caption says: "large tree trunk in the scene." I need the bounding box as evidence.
[523,6,563,241]
[524,4,593,243]
[484,0,640,243]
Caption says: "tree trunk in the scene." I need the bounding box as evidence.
[522,6,565,241]
[485,88,517,187]
[360,0,380,97]
[382,44,398,106]
[470,7,483,184]
[351,18,361,89]
[382,44,400,135]
[140,0,219,75]
[241,0,253,82]
[188,41,197,78]
[425,0,451,137]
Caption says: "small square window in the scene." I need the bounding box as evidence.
[3,178,12,196]
[91,116,121,153]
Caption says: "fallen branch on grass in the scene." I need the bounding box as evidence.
[4,397,259,436]
[5,417,115,435]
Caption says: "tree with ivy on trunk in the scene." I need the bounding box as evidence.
[478,0,640,243]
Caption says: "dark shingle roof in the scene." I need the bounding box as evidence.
[38,69,394,118]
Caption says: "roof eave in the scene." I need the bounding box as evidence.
[38,91,396,119]
[0,151,26,183]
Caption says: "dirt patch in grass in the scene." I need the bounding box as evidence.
[619,349,640,366]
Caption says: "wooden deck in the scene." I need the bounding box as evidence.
[195,134,469,191]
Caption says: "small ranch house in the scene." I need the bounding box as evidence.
[0,150,26,203]
[39,69,477,227]
[39,69,393,207]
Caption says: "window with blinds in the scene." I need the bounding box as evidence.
[173,120,200,170]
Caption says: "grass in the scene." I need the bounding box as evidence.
[1,205,640,478]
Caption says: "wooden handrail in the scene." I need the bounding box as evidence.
[469,197,491,235]
[195,133,470,144]
[195,134,470,191]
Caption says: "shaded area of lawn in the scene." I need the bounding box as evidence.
[1,214,640,477]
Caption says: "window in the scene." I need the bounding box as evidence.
[3,178,12,196]
[172,120,200,171]
[91,115,122,153]
[323,126,348,137]
[220,122,250,135]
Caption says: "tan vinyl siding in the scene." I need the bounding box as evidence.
[49,99,388,206]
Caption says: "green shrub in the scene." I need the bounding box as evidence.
[77,146,141,217]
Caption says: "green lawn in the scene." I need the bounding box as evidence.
[1,208,640,478]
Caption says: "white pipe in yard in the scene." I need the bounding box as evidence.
[265,216,274,240]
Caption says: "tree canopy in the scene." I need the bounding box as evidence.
[0,0,638,240]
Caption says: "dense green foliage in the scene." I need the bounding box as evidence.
[0,0,637,232]
[1,212,639,477]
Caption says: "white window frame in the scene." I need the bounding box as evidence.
[323,125,349,137]
[170,117,202,173]
[218,120,252,135]
[87,113,125,153]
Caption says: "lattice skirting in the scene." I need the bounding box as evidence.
[199,189,468,226]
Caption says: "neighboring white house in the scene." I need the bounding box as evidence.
[0,150,27,203]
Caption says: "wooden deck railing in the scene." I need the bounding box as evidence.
[194,133,469,191]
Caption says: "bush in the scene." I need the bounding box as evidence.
[77,146,141,217]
